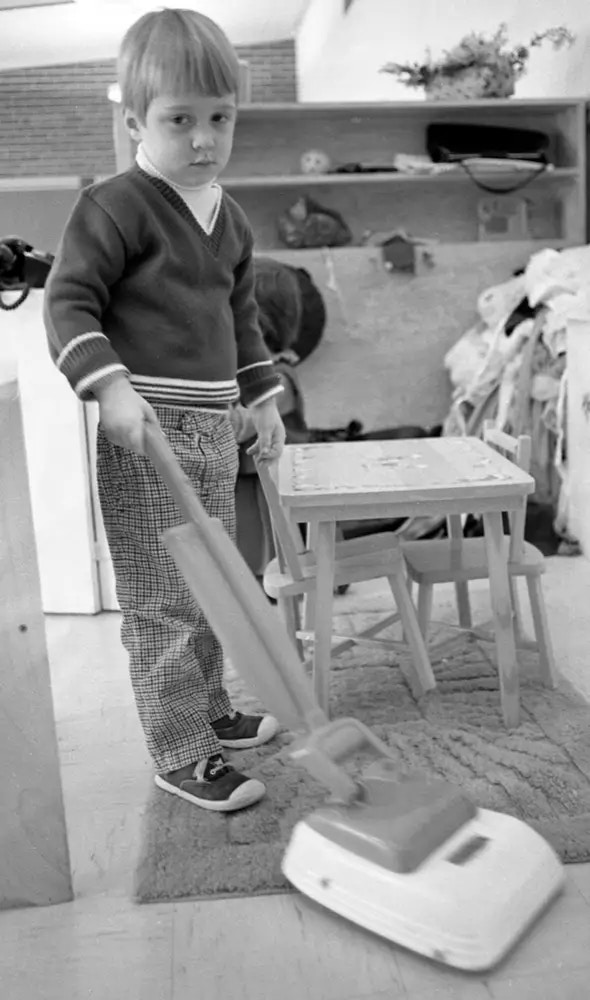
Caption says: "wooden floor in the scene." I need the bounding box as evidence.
[2,558,590,999]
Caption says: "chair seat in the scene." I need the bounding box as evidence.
[402,536,545,585]
[263,531,405,599]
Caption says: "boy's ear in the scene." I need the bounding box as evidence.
[123,108,142,141]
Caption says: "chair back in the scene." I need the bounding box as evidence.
[482,421,532,561]
[255,458,306,581]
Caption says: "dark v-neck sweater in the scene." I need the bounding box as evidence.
[43,166,281,409]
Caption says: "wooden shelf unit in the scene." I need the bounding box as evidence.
[224,99,586,249]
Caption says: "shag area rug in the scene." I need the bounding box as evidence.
[134,627,590,904]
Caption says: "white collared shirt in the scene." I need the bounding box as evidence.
[136,144,222,235]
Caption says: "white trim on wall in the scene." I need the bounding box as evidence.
[0,0,73,8]
[0,176,82,190]
[0,176,111,191]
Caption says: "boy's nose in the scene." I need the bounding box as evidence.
[191,130,214,150]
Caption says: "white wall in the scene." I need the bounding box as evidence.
[297,0,590,101]
[1,291,101,614]
[296,0,343,81]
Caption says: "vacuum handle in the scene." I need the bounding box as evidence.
[308,717,396,764]
[142,419,394,806]
[291,717,398,805]
[143,419,328,738]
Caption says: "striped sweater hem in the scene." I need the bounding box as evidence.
[128,377,283,410]
[129,374,239,409]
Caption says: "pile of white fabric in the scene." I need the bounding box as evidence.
[443,244,590,549]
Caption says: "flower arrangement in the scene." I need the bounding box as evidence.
[380,24,575,99]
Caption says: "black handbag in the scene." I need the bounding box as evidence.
[426,123,550,193]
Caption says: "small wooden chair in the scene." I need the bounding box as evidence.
[255,458,436,712]
[402,424,557,688]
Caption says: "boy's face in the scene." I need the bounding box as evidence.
[126,93,237,187]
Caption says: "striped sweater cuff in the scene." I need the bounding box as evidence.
[248,385,284,407]
[56,332,129,400]
[237,360,282,407]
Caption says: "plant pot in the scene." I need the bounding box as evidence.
[425,61,516,100]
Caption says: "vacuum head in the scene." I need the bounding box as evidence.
[283,802,563,971]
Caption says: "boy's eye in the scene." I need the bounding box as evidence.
[212,113,231,124]
[170,115,190,126]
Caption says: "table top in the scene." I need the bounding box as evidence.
[278,436,535,509]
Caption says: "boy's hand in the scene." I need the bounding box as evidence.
[95,375,158,454]
[246,397,286,461]
[228,402,256,445]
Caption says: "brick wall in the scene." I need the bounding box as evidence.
[0,39,297,178]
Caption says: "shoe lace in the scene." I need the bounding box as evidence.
[207,756,232,779]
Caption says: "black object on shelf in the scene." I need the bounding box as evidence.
[426,123,550,164]
[332,163,399,174]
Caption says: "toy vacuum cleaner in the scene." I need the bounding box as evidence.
[144,423,564,973]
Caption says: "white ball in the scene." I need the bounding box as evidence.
[300,149,331,175]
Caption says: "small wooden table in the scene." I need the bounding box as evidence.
[278,436,535,728]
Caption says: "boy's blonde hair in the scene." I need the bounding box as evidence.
[118,7,241,120]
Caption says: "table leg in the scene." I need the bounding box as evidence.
[448,514,472,629]
[302,521,318,630]
[482,510,520,729]
[312,520,336,714]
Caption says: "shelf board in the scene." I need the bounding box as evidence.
[259,238,570,254]
[222,167,579,190]
[252,238,571,255]
[235,98,586,119]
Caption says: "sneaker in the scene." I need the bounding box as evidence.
[212,710,279,749]
[154,754,265,812]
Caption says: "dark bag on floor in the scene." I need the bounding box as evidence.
[290,265,326,362]
[463,500,564,557]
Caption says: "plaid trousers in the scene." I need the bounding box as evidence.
[96,405,239,772]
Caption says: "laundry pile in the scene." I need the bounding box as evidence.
[443,243,590,554]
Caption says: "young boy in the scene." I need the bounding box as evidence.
[43,8,286,813]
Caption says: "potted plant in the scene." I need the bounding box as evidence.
[380,24,575,100]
